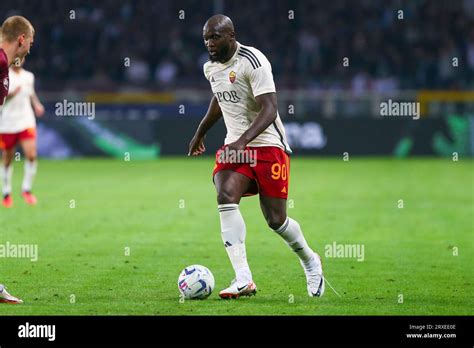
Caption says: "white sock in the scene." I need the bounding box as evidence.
[22,160,37,192]
[218,203,253,286]
[2,165,13,196]
[274,217,314,265]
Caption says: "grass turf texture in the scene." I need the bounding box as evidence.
[0,157,472,315]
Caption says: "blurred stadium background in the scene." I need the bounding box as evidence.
[1,0,473,159]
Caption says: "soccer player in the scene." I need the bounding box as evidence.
[0,16,40,208]
[0,59,44,207]
[0,284,23,304]
[188,15,325,299]
[0,15,35,304]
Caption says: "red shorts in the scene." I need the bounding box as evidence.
[0,128,36,150]
[213,145,290,199]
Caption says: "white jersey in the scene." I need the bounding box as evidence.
[0,68,36,133]
[203,42,292,154]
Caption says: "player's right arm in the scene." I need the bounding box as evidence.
[188,95,222,156]
[0,55,8,106]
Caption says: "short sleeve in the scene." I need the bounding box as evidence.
[203,62,210,81]
[248,58,276,98]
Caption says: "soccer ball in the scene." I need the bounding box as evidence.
[178,265,215,299]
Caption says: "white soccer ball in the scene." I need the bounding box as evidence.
[178,265,215,299]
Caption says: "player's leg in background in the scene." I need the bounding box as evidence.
[1,144,15,207]
[19,136,38,204]
[260,195,325,296]
[214,170,254,287]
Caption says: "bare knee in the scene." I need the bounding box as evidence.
[266,214,287,231]
[3,157,13,167]
[2,150,15,167]
[23,148,37,162]
[217,188,240,205]
[25,154,37,162]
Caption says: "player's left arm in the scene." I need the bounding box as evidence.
[229,92,277,150]
[30,75,44,117]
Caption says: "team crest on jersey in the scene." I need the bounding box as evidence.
[229,70,236,83]
[3,78,8,90]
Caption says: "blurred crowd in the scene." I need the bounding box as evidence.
[1,0,473,91]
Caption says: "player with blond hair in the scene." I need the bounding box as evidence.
[0,16,40,208]
[0,15,35,304]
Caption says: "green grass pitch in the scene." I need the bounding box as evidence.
[0,157,472,315]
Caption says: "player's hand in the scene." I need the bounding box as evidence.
[34,103,45,117]
[226,139,247,152]
[9,86,21,97]
[188,134,206,156]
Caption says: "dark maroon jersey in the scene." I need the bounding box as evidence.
[0,48,9,106]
